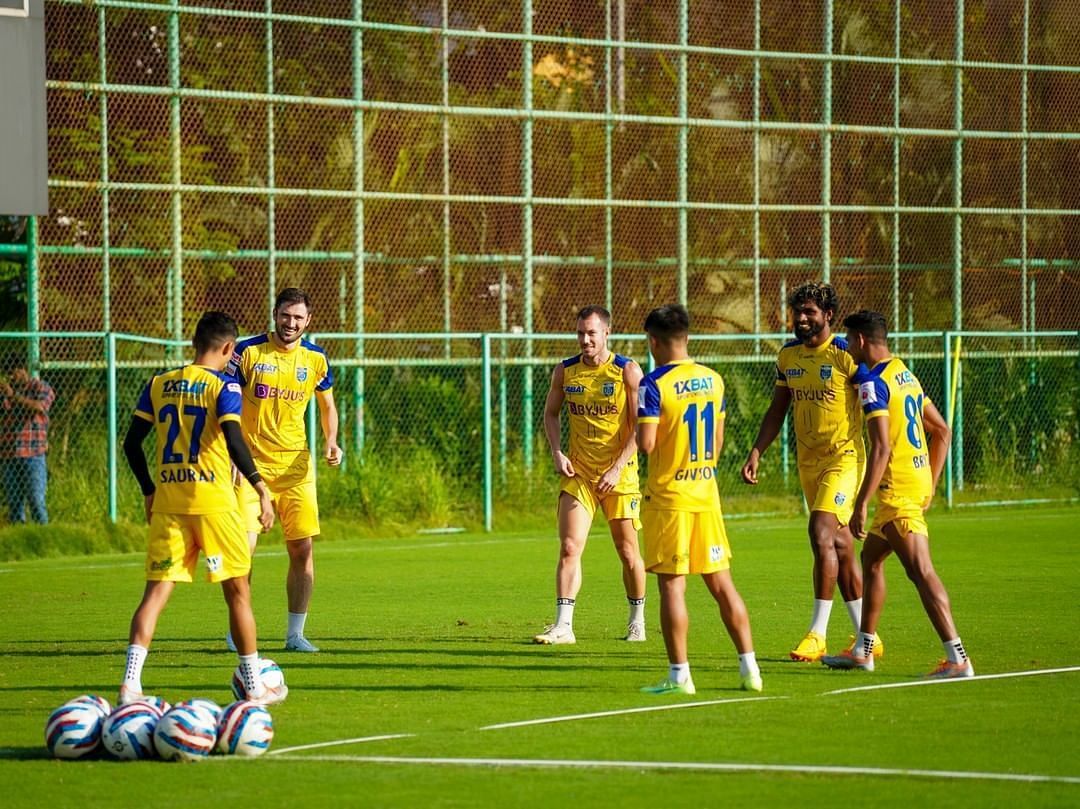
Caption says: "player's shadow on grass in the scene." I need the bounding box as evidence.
[0,746,50,761]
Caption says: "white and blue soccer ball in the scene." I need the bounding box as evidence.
[230,658,284,701]
[65,694,112,720]
[153,704,217,762]
[101,702,160,760]
[174,698,222,724]
[45,701,104,759]
[216,700,274,757]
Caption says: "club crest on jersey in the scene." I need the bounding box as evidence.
[834,492,846,506]
[602,382,615,396]
[296,366,308,382]
[820,364,832,380]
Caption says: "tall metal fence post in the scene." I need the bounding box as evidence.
[482,333,493,532]
[352,0,366,454]
[107,332,118,523]
[821,0,833,285]
[677,0,688,305]
[521,0,535,471]
[943,331,953,508]
[26,216,40,376]
[168,0,184,349]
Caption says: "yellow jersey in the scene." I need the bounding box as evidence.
[561,352,638,489]
[854,357,933,506]
[133,364,242,515]
[637,359,725,511]
[227,334,333,487]
[775,335,862,464]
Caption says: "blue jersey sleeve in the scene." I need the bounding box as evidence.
[853,364,890,415]
[637,375,661,420]
[316,362,333,393]
[226,346,247,385]
[217,380,244,420]
[133,380,154,420]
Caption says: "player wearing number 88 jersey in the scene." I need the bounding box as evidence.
[820,310,973,680]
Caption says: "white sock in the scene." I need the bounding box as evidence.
[669,661,691,684]
[287,612,307,639]
[555,598,575,627]
[808,598,832,636]
[944,637,968,664]
[239,652,261,696]
[627,596,645,625]
[738,652,759,678]
[857,631,876,659]
[845,599,863,632]
[123,644,147,691]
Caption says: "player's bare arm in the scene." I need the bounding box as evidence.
[714,403,726,459]
[636,419,657,455]
[741,384,792,484]
[316,389,343,466]
[852,415,892,539]
[544,363,574,477]
[921,399,952,509]
[597,360,643,494]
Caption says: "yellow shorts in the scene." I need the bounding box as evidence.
[870,498,929,539]
[641,507,731,576]
[559,475,641,529]
[798,453,862,526]
[145,511,250,583]
[237,477,321,540]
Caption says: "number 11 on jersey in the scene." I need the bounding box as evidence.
[682,401,715,462]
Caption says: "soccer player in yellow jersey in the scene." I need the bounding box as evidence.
[637,304,762,694]
[741,281,882,662]
[823,311,973,678]
[534,305,647,645]
[227,288,342,653]
[119,312,283,705]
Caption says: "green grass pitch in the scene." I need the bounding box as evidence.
[2,507,1078,806]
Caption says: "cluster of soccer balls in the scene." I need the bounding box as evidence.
[45,659,284,762]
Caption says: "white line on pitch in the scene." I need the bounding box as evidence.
[264,754,1080,785]
[480,696,785,731]
[268,733,416,756]
[821,665,1080,696]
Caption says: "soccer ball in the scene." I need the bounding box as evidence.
[140,695,171,715]
[44,701,104,759]
[230,658,284,701]
[66,694,111,720]
[153,704,217,762]
[175,697,222,723]
[216,701,274,757]
[101,702,161,760]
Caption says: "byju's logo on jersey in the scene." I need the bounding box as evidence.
[296,366,308,382]
[820,364,832,380]
[602,382,615,396]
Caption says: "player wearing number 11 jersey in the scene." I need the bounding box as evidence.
[822,310,973,679]
[636,304,761,695]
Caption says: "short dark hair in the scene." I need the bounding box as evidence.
[576,305,611,326]
[842,310,889,343]
[644,304,690,342]
[787,281,838,315]
[274,287,312,312]
[192,311,239,353]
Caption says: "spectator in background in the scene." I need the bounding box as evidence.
[0,354,55,524]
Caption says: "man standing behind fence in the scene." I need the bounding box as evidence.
[534,305,648,645]
[741,281,882,663]
[0,354,54,524]
[226,288,343,653]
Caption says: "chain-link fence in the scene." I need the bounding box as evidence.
[1,330,1074,531]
